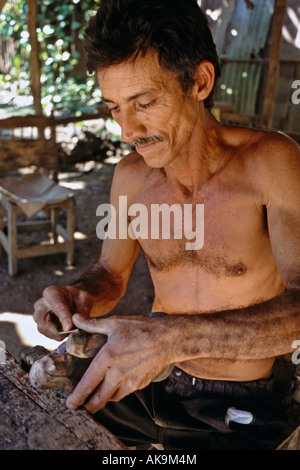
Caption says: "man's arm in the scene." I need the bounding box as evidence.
[65,286,300,413]
[33,154,142,339]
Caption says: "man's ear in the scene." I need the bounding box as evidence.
[192,61,215,102]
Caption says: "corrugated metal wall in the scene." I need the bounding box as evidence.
[207,0,300,135]
[214,0,275,115]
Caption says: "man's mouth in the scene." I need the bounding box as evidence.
[130,135,164,151]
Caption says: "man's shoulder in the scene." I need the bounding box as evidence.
[248,128,299,157]
[116,151,149,172]
[111,151,153,198]
[114,151,153,180]
[227,126,300,170]
[230,127,300,202]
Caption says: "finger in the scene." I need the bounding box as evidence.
[83,375,121,414]
[66,352,106,410]
[33,297,51,325]
[43,286,73,332]
[84,371,147,414]
[42,312,66,340]
[33,299,61,340]
[72,314,114,336]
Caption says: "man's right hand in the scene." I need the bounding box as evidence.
[33,285,95,340]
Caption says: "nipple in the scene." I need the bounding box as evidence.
[234,264,246,276]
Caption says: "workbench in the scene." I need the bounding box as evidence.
[0,350,128,450]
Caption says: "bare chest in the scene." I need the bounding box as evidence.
[129,176,269,278]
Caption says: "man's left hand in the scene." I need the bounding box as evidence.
[66,313,174,413]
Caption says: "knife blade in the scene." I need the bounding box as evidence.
[57,328,79,335]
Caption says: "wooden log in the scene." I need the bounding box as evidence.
[0,351,128,450]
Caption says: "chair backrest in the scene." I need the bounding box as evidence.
[0,115,59,175]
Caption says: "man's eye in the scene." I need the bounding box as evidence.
[139,100,155,110]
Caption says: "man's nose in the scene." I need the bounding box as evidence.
[119,110,147,143]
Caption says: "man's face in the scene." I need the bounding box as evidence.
[97,52,200,168]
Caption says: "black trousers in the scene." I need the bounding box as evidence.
[94,367,287,450]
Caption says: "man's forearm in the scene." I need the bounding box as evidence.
[167,288,300,362]
[71,262,124,315]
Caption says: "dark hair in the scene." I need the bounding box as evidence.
[85,0,221,108]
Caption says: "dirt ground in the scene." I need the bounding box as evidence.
[0,159,154,361]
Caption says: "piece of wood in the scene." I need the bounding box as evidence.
[0,138,59,172]
[0,109,111,131]
[27,0,43,120]
[0,351,128,450]
[0,115,52,129]
[263,0,287,129]
[220,111,266,128]
[0,0,6,14]
[7,200,17,277]
[212,101,236,121]
[277,426,300,450]
[0,181,76,276]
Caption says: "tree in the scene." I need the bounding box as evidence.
[0,0,100,116]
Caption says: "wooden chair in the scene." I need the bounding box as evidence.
[0,116,76,276]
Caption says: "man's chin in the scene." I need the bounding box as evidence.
[138,152,168,169]
[135,141,169,167]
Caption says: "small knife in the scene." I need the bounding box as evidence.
[57,328,79,335]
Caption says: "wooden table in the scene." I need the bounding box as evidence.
[0,351,128,450]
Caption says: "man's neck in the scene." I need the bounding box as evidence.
[163,110,228,196]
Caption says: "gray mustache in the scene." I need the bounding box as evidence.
[130,135,164,147]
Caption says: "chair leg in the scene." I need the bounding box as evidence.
[7,202,18,276]
[66,198,76,266]
[0,202,5,256]
[50,208,59,243]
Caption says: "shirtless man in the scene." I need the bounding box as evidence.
[33,0,300,449]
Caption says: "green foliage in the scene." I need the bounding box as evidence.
[0,0,100,116]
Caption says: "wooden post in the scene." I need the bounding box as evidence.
[263,0,287,129]
[27,0,43,122]
[0,0,7,13]
[7,201,18,276]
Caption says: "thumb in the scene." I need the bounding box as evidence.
[72,313,112,335]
